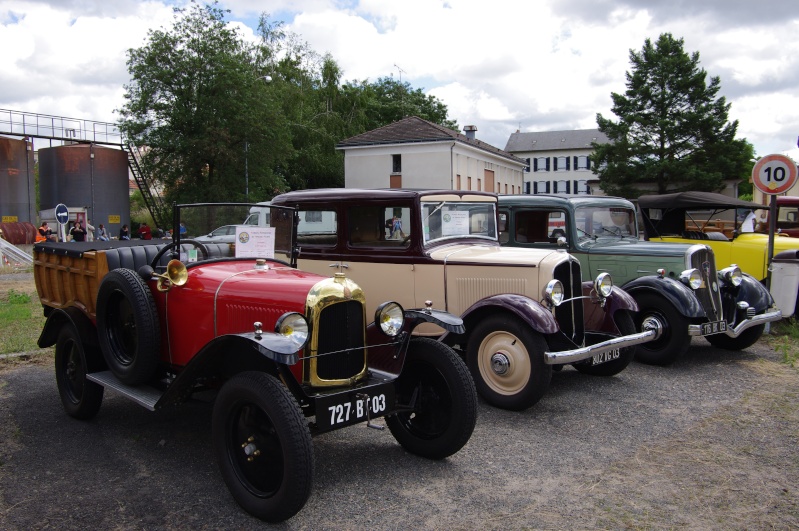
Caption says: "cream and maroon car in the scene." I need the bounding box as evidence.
[271,189,658,411]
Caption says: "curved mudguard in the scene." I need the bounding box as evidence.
[38,306,101,351]
[459,293,560,335]
[621,275,707,319]
[734,273,775,311]
[404,307,465,334]
[581,281,638,335]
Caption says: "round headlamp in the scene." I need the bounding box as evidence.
[376,301,404,336]
[718,265,743,287]
[594,272,613,298]
[274,312,309,349]
[544,279,565,307]
[680,268,702,290]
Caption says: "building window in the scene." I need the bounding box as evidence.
[467,176,472,190]
[553,156,570,171]
[305,211,323,222]
[505,184,508,194]
[457,174,461,189]
[390,174,402,188]
[574,156,590,170]
[392,154,401,173]
[574,180,591,194]
[554,180,570,194]
[477,178,482,191]
[533,157,549,172]
[533,181,550,194]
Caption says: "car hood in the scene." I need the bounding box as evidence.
[581,239,692,257]
[427,243,565,268]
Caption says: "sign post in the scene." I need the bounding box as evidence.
[54,203,69,243]
[751,154,799,288]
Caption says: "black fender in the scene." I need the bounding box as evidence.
[621,275,707,319]
[404,308,465,334]
[729,273,775,312]
[157,332,307,410]
[38,307,101,353]
[580,281,639,335]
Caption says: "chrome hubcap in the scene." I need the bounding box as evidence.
[490,352,511,375]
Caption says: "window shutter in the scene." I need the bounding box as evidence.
[533,158,538,172]
[553,158,558,171]
[566,181,571,194]
[525,158,531,172]
[545,158,550,171]
[525,181,531,194]
[566,157,571,170]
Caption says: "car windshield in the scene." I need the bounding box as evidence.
[421,200,498,245]
[174,202,296,262]
[574,206,638,247]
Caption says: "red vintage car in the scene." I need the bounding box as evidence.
[33,202,476,523]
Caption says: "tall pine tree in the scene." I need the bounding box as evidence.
[592,33,754,198]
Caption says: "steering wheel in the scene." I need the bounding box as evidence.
[150,239,209,269]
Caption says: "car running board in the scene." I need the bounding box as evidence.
[87,371,164,411]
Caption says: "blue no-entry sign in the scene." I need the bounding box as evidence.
[55,203,69,225]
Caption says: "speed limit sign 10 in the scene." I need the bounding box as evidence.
[752,154,798,195]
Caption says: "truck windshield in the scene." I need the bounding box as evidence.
[574,206,638,247]
[421,201,498,245]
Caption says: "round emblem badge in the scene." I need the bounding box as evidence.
[238,232,250,243]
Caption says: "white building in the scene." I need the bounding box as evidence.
[504,128,609,195]
[338,116,526,194]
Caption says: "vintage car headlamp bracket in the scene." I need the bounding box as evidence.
[375,301,405,337]
[544,279,564,308]
[274,312,309,350]
[718,264,743,287]
[680,268,702,290]
[594,272,613,300]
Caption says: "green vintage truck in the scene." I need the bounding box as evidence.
[498,194,781,365]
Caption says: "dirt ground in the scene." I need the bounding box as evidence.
[1,271,798,529]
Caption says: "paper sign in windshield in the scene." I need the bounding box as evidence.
[441,211,469,236]
[235,226,275,258]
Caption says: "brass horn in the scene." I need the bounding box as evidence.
[155,259,188,291]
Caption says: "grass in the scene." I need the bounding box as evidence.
[0,287,47,356]
[765,318,799,368]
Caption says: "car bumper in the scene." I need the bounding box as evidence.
[543,326,659,365]
[687,307,782,338]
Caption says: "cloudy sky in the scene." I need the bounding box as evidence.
[1,0,798,160]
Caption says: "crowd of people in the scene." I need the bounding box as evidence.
[36,220,177,242]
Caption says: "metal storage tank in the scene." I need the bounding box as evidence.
[0,136,36,223]
[39,144,130,238]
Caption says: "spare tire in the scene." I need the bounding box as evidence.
[96,268,161,385]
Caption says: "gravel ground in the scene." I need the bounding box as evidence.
[1,338,797,530]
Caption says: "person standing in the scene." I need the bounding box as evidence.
[119,224,130,240]
[139,222,152,240]
[86,219,95,242]
[70,221,87,242]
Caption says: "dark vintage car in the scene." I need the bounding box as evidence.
[270,189,658,411]
[32,202,477,522]
[497,194,782,365]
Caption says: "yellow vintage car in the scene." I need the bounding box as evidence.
[638,191,799,282]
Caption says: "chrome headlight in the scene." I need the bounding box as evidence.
[274,312,309,350]
[376,301,404,336]
[718,265,743,287]
[594,272,613,298]
[544,279,564,307]
[679,268,702,290]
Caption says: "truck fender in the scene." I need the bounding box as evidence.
[728,273,775,312]
[157,333,305,409]
[459,294,559,338]
[621,276,707,319]
[37,306,100,352]
[580,281,639,335]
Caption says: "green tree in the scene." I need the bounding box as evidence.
[592,33,754,198]
[118,2,290,205]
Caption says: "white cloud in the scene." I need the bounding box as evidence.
[1,0,798,159]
